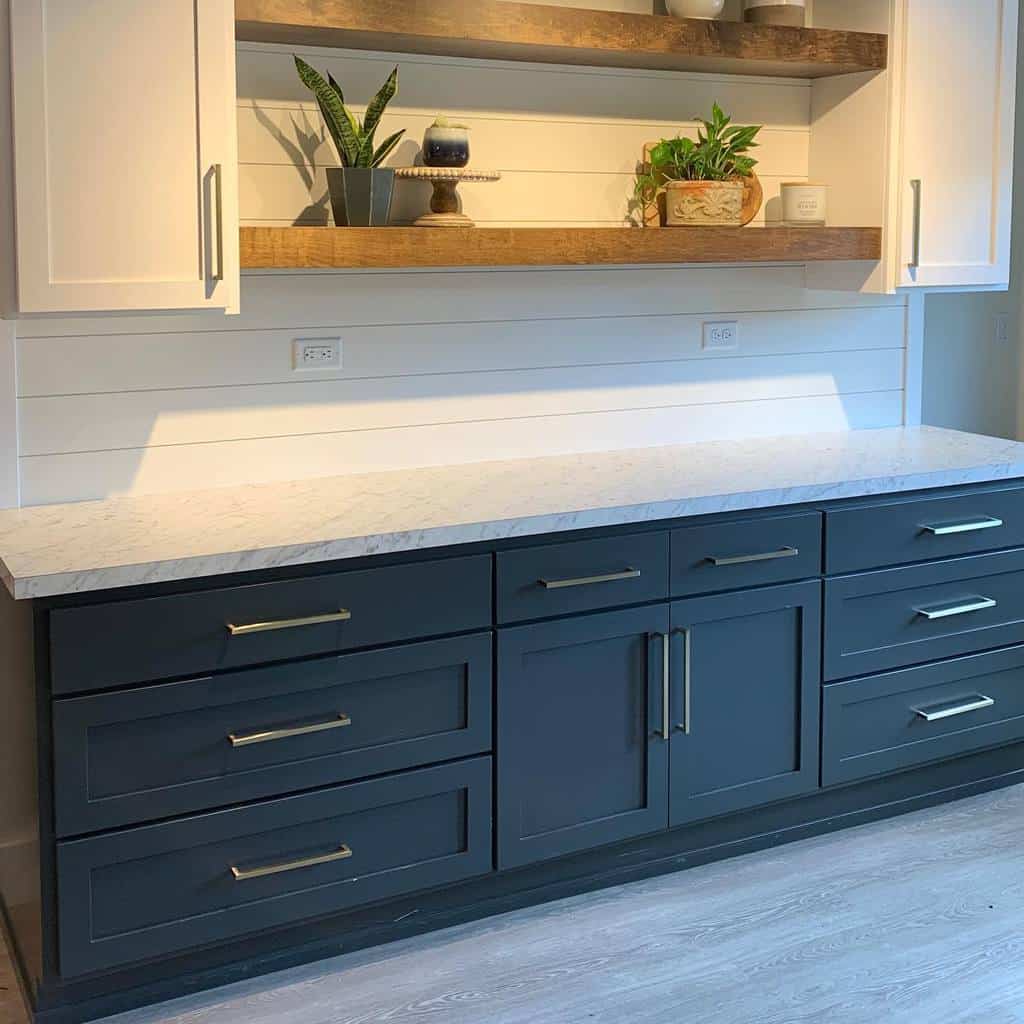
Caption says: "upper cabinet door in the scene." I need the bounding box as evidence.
[897,0,1018,290]
[10,0,239,314]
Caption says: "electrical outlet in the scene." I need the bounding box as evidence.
[293,337,342,371]
[702,321,739,351]
[994,313,1011,345]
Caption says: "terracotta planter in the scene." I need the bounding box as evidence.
[664,180,744,226]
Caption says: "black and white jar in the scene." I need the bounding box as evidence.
[422,117,471,168]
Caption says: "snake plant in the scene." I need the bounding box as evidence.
[294,56,406,168]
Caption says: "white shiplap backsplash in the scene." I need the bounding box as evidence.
[12,32,908,507]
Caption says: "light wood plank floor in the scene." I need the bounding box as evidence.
[6,785,1024,1024]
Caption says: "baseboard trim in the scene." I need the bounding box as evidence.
[18,739,1024,1024]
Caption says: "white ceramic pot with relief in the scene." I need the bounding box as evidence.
[664,180,744,226]
[665,0,726,19]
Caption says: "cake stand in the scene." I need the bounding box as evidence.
[394,167,501,227]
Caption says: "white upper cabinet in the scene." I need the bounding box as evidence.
[895,0,1018,290]
[10,0,239,314]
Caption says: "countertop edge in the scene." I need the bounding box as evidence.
[11,460,1024,601]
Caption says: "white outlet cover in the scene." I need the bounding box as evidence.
[702,321,739,351]
[293,338,342,371]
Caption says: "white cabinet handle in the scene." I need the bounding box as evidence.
[913,695,995,723]
[908,179,922,269]
[914,596,996,621]
[921,517,1003,536]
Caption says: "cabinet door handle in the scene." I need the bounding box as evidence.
[539,568,641,590]
[675,627,692,735]
[652,633,670,741]
[231,844,353,881]
[908,178,922,269]
[227,609,352,637]
[229,713,352,748]
[707,547,799,567]
[921,517,1003,536]
[212,162,225,282]
[914,596,997,621]
[913,695,995,723]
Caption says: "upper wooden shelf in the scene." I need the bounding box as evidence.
[234,0,888,80]
[240,226,883,270]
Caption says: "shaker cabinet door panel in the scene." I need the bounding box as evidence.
[897,0,1018,289]
[669,581,821,827]
[10,0,239,313]
[497,606,670,869]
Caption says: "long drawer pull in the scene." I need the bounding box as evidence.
[914,596,997,621]
[539,568,641,590]
[921,517,1004,536]
[913,695,996,723]
[229,714,352,748]
[653,633,670,741]
[676,626,692,735]
[231,844,353,881]
[227,609,352,636]
[707,547,799,567]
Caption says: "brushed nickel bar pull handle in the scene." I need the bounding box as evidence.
[661,632,670,741]
[908,178,922,269]
[212,163,225,282]
[540,568,641,590]
[921,517,1003,536]
[231,844,352,882]
[229,714,352,748]
[708,547,800,567]
[913,695,995,723]
[914,597,997,621]
[676,626,692,735]
[227,609,352,637]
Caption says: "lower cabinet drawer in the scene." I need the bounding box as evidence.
[56,758,493,978]
[822,647,1024,786]
[824,549,1024,680]
[52,634,493,836]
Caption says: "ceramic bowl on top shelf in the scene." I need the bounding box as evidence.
[665,0,727,19]
[743,0,806,27]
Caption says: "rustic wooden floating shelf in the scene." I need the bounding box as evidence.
[240,226,884,270]
[234,0,888,79]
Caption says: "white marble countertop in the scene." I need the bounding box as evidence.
[3,426,1024,600]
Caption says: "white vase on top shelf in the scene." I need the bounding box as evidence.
[665,0,727,19]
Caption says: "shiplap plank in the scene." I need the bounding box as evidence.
[238,164,795,226]
[0,322,17,508]
[237,104,811,177]
[19,391,903,505]
[19,349,903,456]
[236,45,813,127]
[17,307,906,396]
[15,266,903,339]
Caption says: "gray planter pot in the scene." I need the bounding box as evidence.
[326,167,395,227]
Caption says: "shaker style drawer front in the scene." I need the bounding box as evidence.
[823,646,1024,786]
[56,758,492,978]
[824,549,1024,681]
[52,634,493,836]
[49,554,492,694]
[826,486,1024,574]
[496,532,668,624]
[670,512,821,598]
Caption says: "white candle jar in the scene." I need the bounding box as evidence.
[781,183,827,226]
[744,0,806,27]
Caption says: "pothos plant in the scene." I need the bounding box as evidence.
[294,56,406,168]
[635,103,762,207]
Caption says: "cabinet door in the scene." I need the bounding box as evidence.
[10,0,239,313]
[897,0,1018,289]
[497,605,670,869]
[669,581,821,828]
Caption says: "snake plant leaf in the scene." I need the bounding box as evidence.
[294,56,362,166]
[363,66,399,140]
[328,72,345,104]
[372,129,406,167]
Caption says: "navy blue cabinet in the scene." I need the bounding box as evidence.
[497,605,670,868]
[669,582,821,827]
